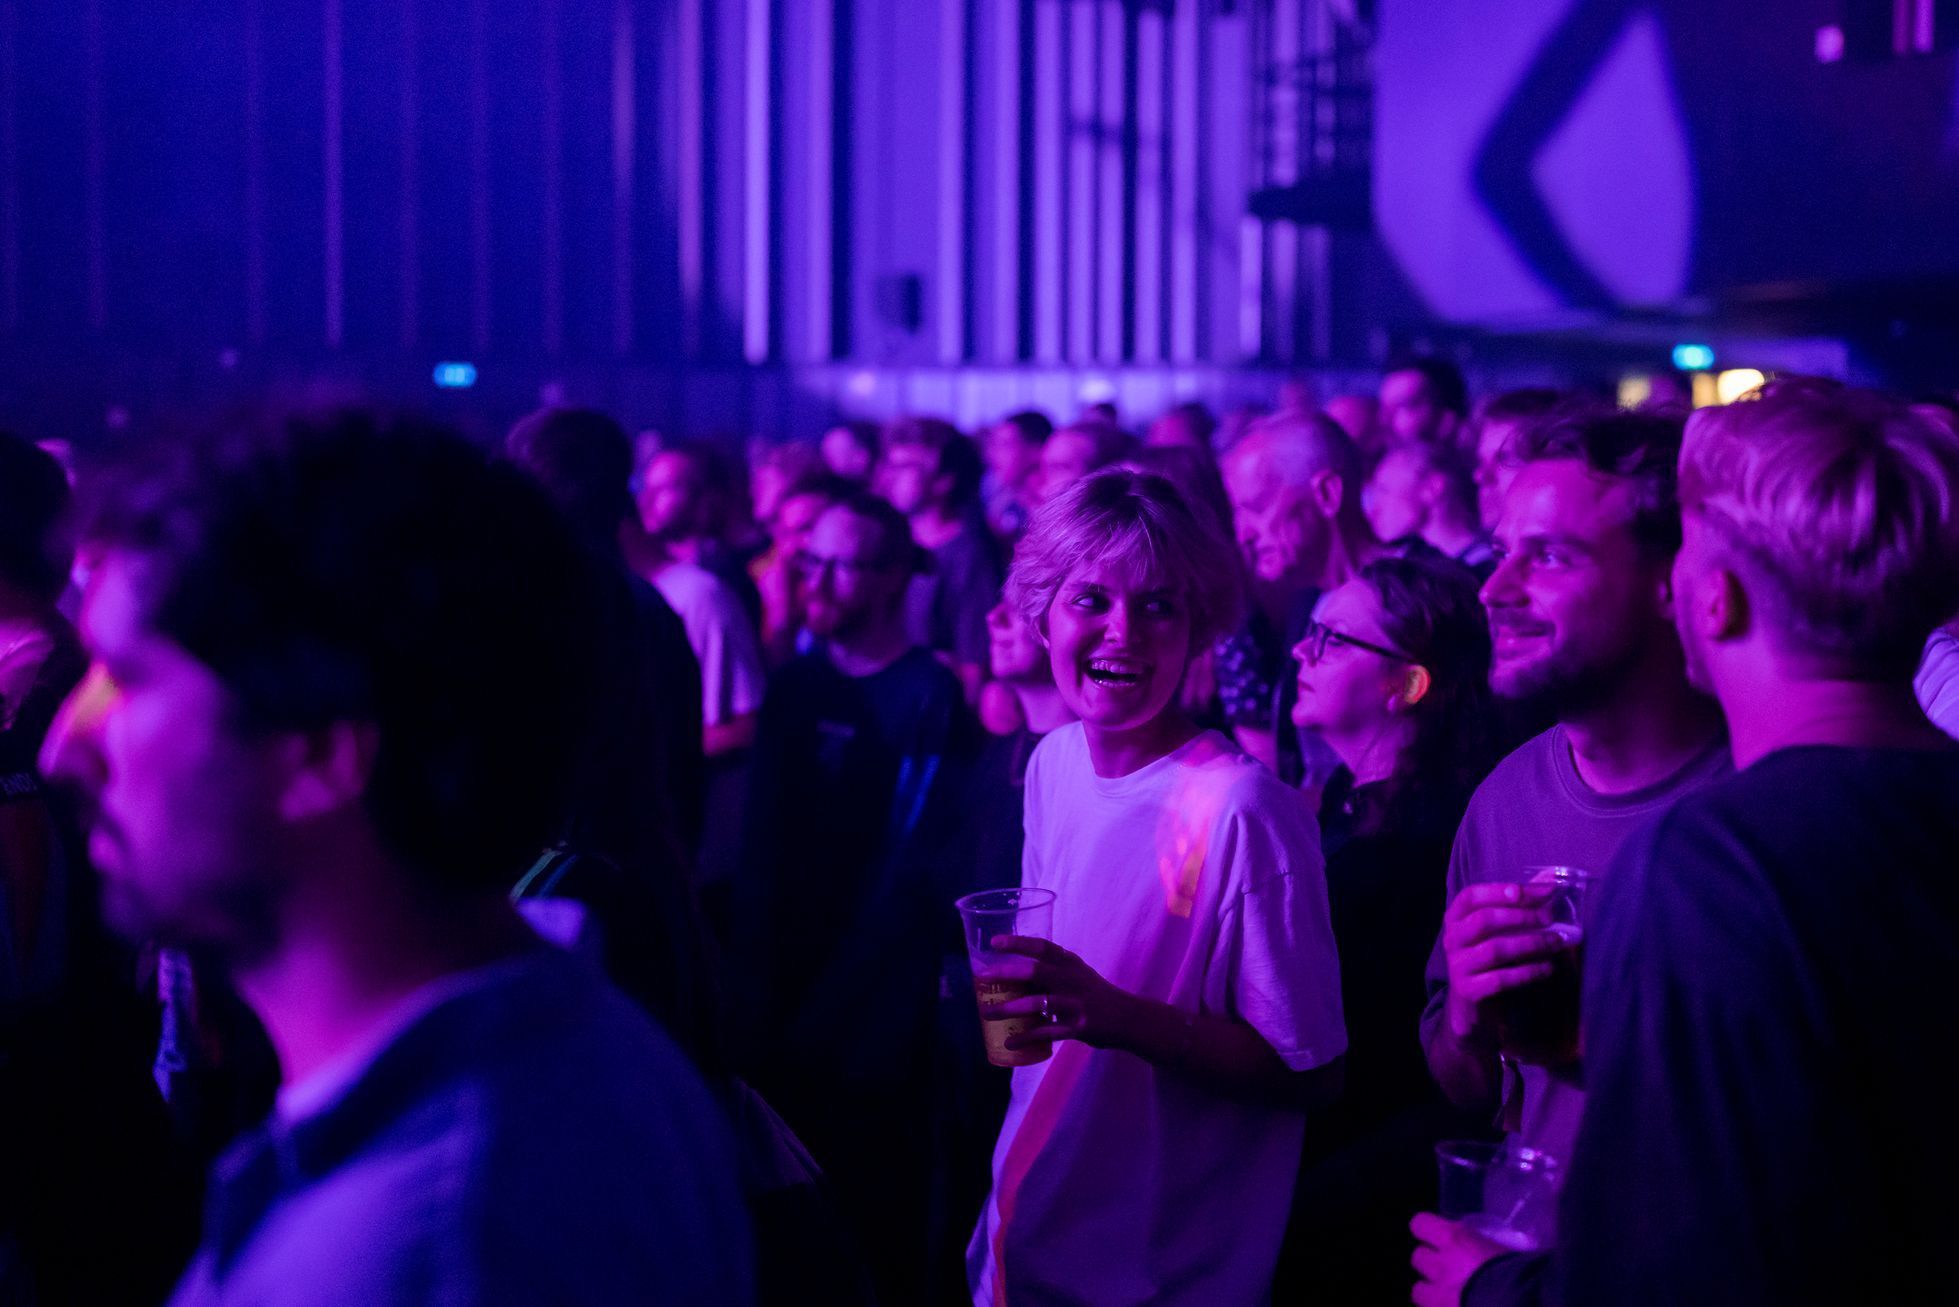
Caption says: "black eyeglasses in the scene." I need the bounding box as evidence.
[1298,619,1415,666]
[793,551,893,581]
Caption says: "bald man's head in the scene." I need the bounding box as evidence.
[1222,412,1365,591]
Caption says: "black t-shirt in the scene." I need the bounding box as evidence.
[736,645,975,1081]
[1278,767,1488,1303]
[1480,745,1959,1307]
[946,728,1041,901]
[904,517,1004,674]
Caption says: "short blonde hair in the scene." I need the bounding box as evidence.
[1680,378,1959,673]
[1007,466,1245,650]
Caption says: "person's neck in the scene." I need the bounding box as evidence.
[1721,674,1948,769]
[1422,513,1482,561]
[1318,517,1385,590]
[234,879,537,1089]
[1082,709,1201,778]
[1561,665,1723,795]
[619,522,673,575]
[1325,717,1415,787]
[909,503,964,550]
[826,619,913,678]
[1008,680,1076,735]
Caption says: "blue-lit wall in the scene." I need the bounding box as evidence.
[7,0,1388,438]
[0,2,1335,367]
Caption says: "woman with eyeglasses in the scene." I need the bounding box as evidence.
[1274,551,1502,1305]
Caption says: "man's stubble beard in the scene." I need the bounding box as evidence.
[1493,636,1646,724]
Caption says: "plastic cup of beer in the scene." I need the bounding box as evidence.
[1435,1140,1563,1251]
[1495,865,1592,1065]
[955,887,1057,1069]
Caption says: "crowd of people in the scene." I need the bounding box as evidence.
[0,356,1954,1306]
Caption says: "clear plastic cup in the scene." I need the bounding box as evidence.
[955,887,1056,1068]
[1495,865,1592,1065]
[1435,1140,1563,1250]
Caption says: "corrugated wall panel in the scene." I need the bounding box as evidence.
[0,0,1331,368]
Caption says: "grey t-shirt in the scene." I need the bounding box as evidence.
[1418,724,1730,1165]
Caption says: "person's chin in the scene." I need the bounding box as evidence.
[1075,683,1176,732]
[94,874,161,944]
[1489,658,1545,701]
[87,826,123,878]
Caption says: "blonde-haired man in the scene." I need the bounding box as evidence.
[1416,380,1959,1306]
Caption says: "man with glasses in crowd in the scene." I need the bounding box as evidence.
[733,491,976,1306]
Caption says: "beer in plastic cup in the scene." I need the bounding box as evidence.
[955,887,1057,1068]
[1495,866,1591,1065]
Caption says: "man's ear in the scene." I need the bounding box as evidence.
[277,721,379,822]
[1704,567,1749,643]
[1417,469,1448,511]
[1309,469,1346,518]
[1396,665,1432,710]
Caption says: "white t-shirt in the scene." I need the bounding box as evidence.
[650,561,766,728]
[968,723,1347,1307]
[1916,630,1959,741]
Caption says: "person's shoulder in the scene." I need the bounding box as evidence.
[1175,730,1313,821]
[425,951,714,1101]
[770,649,840,694]
[651,559,726,609]
[1665,744,1959,839]
[1025,720,1085,772]
[889,644,966,699]
[442,956,741,1191]
[241,960,747,1302]
[947,515,1005,567]
[1460,725,1564,819]
[624,570,689,638]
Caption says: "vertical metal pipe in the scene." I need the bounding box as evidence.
[542,0,564,356]
[397,0,419,350]
[1133,6,1166,364]
[936,0,966,363]
[743,0,771,362]
[988,0,1021,361]
[244,0,269,344]
[1096,0,1124,361]
[468,0,491,353]
[1032,0,1062,361]
[611,0,636,354]
[1066,1,1094,361]
[0,1,13,334]
[806,0,834,360]
[323,0,345,347]
[678,0,703,358]
[1169,0,1199,361]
